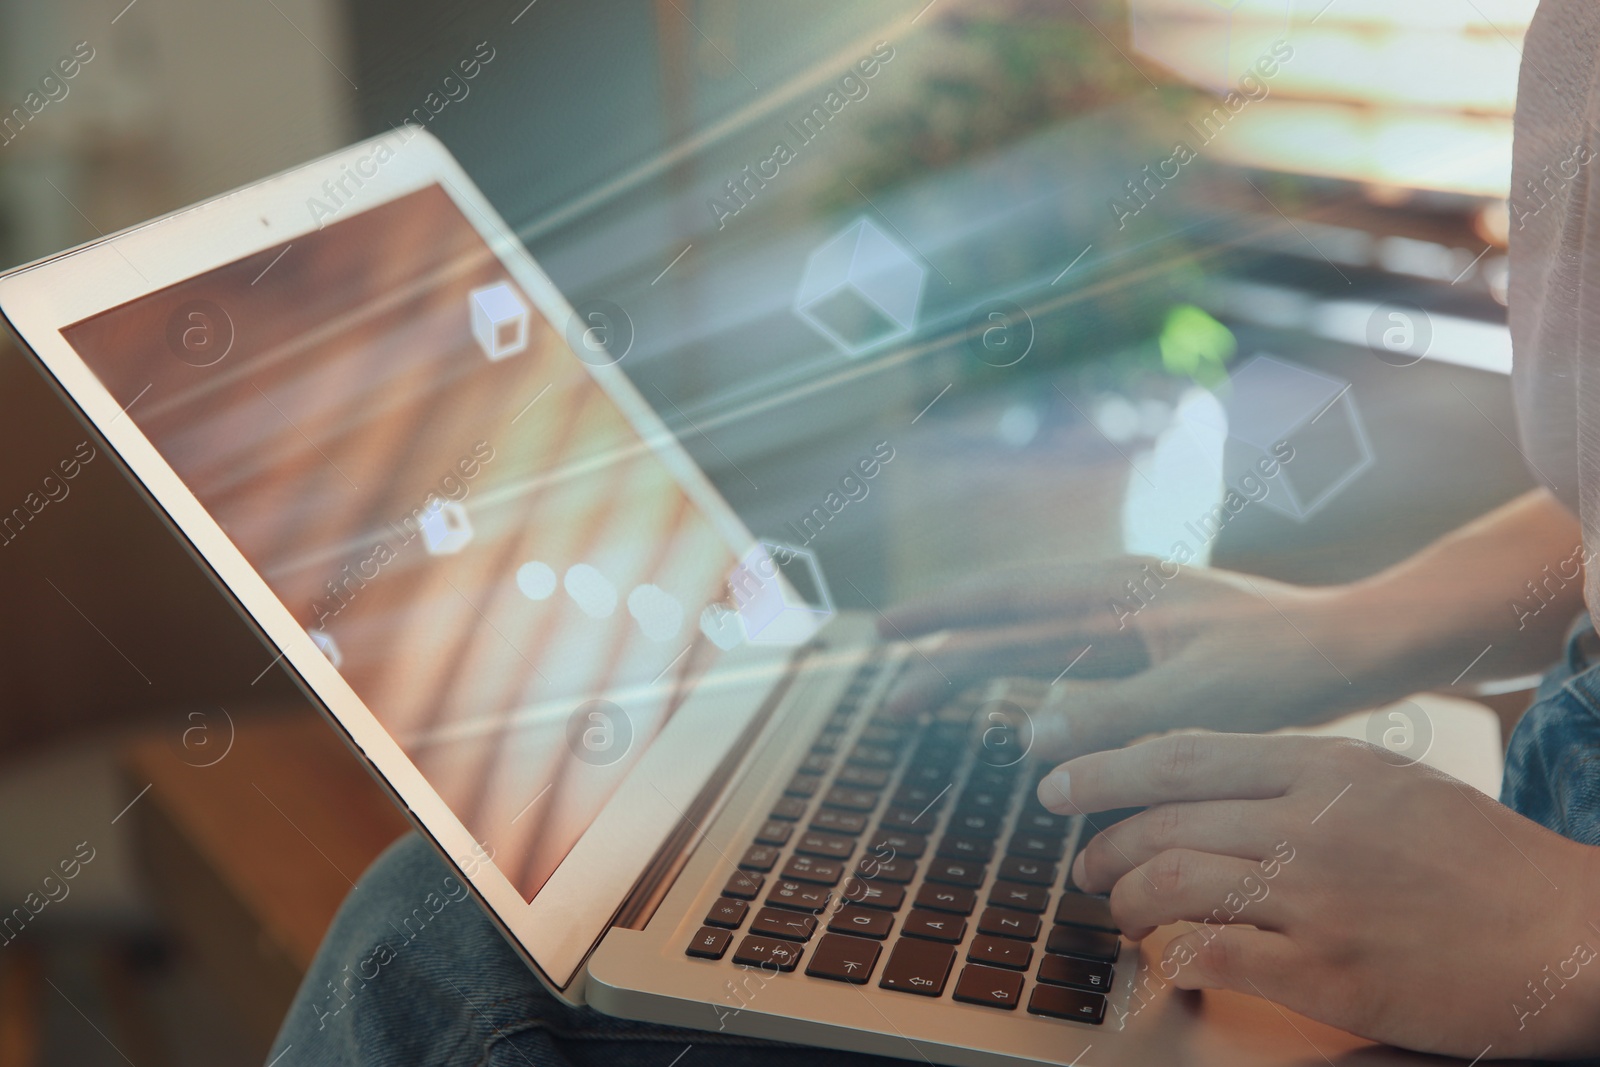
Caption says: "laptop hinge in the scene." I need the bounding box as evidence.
[609,642,822,931]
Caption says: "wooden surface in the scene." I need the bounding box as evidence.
[121,709,409,1045]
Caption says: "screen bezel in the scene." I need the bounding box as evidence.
[0,128,797,993]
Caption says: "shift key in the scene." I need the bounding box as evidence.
[879,938,955,997]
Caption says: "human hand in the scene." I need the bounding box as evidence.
[1049,733,1600,1059]
[880,558,1378,760]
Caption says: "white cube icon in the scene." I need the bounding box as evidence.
[794,218,925,356]
[1129,0,1292,96]
[469,282,530,361]
[729,541,834,645]
[420,498,474,554]
[1220,355,1373,522]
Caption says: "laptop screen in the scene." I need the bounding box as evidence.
[58,184,747,903]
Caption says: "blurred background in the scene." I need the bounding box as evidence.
[0,0,1538,1062]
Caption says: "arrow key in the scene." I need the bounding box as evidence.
[805,933,882,984]
[953,963,1024,1010]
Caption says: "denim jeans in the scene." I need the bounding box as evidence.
[1502,613,1600,842]
[269,830,912,1066]
[272,618,1600,1067]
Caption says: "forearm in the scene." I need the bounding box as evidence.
[1326,488,1583,699]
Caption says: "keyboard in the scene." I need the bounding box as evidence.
[684,655,1123,1025]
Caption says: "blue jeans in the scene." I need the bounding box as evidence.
[1502,613,1600,842]
[269,831,910,1066]
[273,618,1600,1067]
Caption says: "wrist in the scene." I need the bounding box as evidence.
[1282,579,1435,714]
[1323,567,1503,703]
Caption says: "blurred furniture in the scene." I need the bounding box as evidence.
[121,710,409,1048]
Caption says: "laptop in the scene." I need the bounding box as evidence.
[0,130,1436,1066]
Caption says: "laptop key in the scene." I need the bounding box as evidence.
[998,858,1056,887]
[948,811,1002,839]
[902,764,948,787]
[937,835,994,862]
[858,724,906,746]
[968,934,1033,970]
[781,855,844,886]
[823,787,879,812]
[915,884,976,915]
[955,790,1007,815]
[967,766,1021,791]
[848,745,899,769]
[806,933,882,984]
[879,807,938,834]
[913,759,960,781]
[812,731,844,756]
[754,821,793,846]
[739,845,780,872]
[855,855,916,884]
[901,909,967,943]
[801,753,833,776]
[770,796,808,821]
[1018,809,1070,834]
[953,964,1024,1010]
[786,773,823,798]
[1039,953,1114,992]
[892,784,947,810]
[811,810,867,835]
[685,926,732,960]
[796,832,856,860]
[732,936,803,972]
[879,938,955,997]
[751,907,818,942]
[827,906,894,940]
[988,881,1049,914]
[767,880,831,913]
[1047,925,1121,962]
[1055,893,1117,932]
[867,832,926,859]
[925,859,986,888]
[836,766,891,789]
[1027,984,1106,1024]
[1007,834,1066,862]
[723,871,764,900]
[839,878,904,911]
[978,907,1040,941]
[705,898,749,929]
